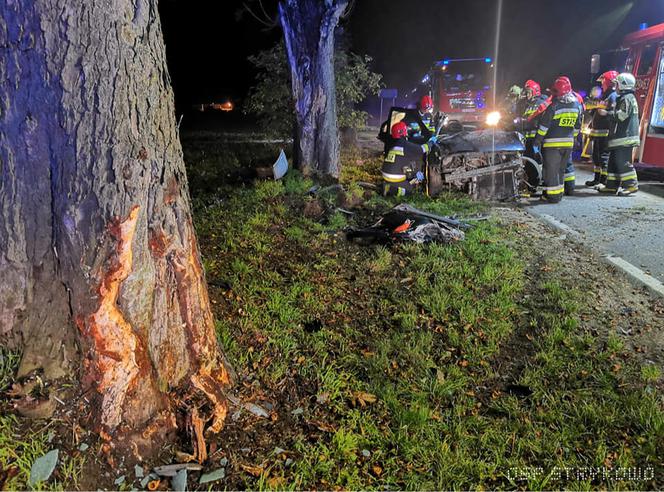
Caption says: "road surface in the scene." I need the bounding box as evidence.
[524,163,664,283]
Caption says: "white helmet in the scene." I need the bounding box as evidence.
[616,72,636,91]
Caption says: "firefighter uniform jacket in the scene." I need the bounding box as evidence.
[534,93,583,149]
[608,91,640,149]
[381,138,428,184]
[589,91,617,138]
[522,94,549,139]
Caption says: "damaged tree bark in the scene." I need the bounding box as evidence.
[278,0,349,178]
[0,0,231,458]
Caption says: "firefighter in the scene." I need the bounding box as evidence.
[586,70,618,187]
[581,85,603,160]
[533,76,582,203]
[418,95,436,134]
[506,85,523,117]
[405,95,436,144]
[599,72,640,196]
[528,77,583,195]
[381,121,432,196]
[520,80,548,159]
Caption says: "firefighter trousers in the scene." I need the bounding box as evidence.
[542,148,572,203]
[591,136,610,184]
[383,179,417,197]
[564,158,575,195]
[604,146,638,193]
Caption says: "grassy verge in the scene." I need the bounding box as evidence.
[190,144,663,490]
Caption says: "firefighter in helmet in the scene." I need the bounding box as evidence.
[598,72,640,196]
[381,121,432,196]
[520,80,548,159]
[404,95,436,144]
[586,70,618,187]
[506,85,523,117]
[533,76,583,203]
[418,95,436,133]
[528,77,583,195]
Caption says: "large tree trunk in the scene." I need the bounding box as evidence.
[0,0,231,459]
[279,0,348,179]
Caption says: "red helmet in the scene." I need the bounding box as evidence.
[597,70,619,92]
[391,121,408,139]
[524,79,541,97]
[551,76,572,97]
[419,95,433,112]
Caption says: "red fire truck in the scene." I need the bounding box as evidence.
[428,57,495,125]
[594,23,664,179]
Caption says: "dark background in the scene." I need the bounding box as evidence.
[159,0,664,114]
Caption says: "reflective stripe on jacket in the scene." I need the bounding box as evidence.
[589,91,617,139]
[534,93,583,149]
[382,139,427,183]
[522,94,549,139]
[608,92,640,149]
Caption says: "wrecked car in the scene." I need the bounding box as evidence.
[379,107,527,200]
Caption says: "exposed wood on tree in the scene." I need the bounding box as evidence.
[0,0,232,458]
[278,0,349,178]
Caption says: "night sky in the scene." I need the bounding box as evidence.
[159,0,664,111]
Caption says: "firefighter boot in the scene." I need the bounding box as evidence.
[585,173,601,187]
[564,179,575,196]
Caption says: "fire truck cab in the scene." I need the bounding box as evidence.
[427,58,495,125]
[594,23,664,180]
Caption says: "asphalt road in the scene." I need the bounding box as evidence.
[524,163,664,283]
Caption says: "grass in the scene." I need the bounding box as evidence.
[1,137,661,490]
[0,350,84,491]
[189,142,664,490]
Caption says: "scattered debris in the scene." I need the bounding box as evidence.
[244,402,270,418]
[140,473,159,488]
[291,407,304,416]
[135,464,144,478]
[199,467,226,484]
[362,449,371,457]
[153,463,203,477]
[28,449,59,487]
[219,457,229,467]
[347,204,467,245]
[147,478,161,491]
[113,475,125,486]
[255,149,289,180]
[78,443,89,452]
[172,469,187,492]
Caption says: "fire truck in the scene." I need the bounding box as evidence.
[593,23,664,180]
[426,57,495,126]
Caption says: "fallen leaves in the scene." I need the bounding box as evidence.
[240,463,264,477]
[351,391,377,407]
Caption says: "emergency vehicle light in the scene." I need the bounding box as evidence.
[640,23,648,31]
[485,58,492,63]
[443,59,450,65]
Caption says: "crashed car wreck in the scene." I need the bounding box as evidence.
[379,107,527,200]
